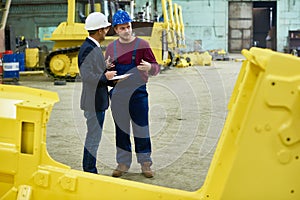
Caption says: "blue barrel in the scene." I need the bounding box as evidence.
[17,53,25,71]
[3,54,19,80]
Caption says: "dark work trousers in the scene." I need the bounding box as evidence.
[110,39,152,168]
[82,111,105,174]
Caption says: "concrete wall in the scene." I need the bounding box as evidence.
[175,0,300,52]
[277,0,300,52]
[152,0,228,51]
[173,0,228,52]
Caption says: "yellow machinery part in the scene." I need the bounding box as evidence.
[1,47,300,199]
[140,23,172,66]
[44,0,197,73]
[201,47,300,199]
[182,51,212,66]
[0,84,197,200]
[174,55,190,68]
[46,52,79,78]
[49,54,71,76]
[43,0,178,78]
[168,0,210,68]
[85,3,101,14]
[167,0,176,50]
[25,48,39,68]
[43,0,87,79]
[48,24,87,49]
[177,59,189,68]
[43,0,196,74]
[69,56,79,77]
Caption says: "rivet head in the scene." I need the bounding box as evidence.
[265,124,271,131]
[255,125,262,133]
[278,150,291,164]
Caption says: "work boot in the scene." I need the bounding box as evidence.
[112,163,129,177]
[141,162,154,178]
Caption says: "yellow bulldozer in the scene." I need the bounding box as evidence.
[44,0,179,81]
[1,47,299,199]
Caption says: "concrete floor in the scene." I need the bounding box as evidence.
[17,54,244,191]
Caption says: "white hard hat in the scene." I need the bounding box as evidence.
[85,12,111,30]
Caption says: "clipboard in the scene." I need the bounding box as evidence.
[109,73,132,80]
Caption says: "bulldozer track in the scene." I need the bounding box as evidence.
[44,46,81,81]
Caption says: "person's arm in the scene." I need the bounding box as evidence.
[101,69,117,87]
[149,62,160,76]
[137,59,160,78]
[104,43,118,87]
[137,42,160,76]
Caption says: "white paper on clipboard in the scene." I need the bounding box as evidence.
[110,73,132,80]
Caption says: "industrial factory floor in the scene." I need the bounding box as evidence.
[17,54,244,192]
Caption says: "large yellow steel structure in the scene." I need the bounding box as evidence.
[1,47,300,199]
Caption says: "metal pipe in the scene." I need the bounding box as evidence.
[67,0,75,25]
[104,0,109,17]
[0,0,12,30]
[130,0,134,20]
[162,0,169,25]
[89,0,95,13]
[145,1,151,22]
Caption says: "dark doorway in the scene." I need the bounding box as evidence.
[253,1,277,50]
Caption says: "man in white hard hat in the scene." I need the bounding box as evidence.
[78,12,116,174]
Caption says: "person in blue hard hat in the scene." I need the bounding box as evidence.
[78,12,116,174]
[105,9,160,178]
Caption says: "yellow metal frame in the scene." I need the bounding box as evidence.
[167,0,176,50]
[1,48,300,199]
[173,3,181,48]
[202,48,300,199]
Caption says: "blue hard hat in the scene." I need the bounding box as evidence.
[112,9,132,27]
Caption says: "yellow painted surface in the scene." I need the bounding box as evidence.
[25,48,39,68]
[201,47,300,199]
[2,18,300,200]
